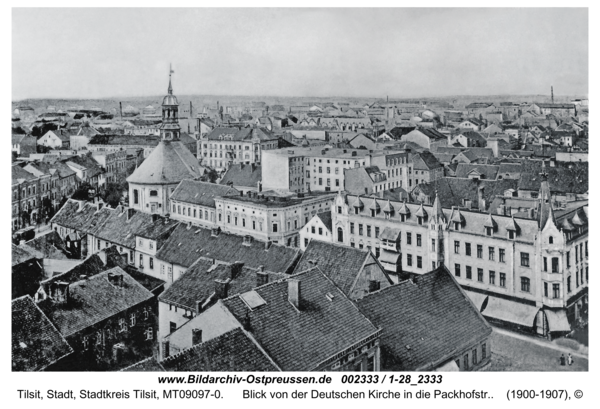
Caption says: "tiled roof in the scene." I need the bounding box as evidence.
[223,268,379,371]
[517,161,588,194]
[89,134,160,146]
[357,266,492,371]
[121,357,165,372]
[156,224,301,272]
[171,179,238,207]
[12,244,39,266]
[219,163,262,188]
[161,327,279,371]
[21,231,68,260]
[127,141,204,185]
[293,240,386,296]
[40,267,153,337]
[412,151,443,170]
[455,164,500,179]
[12,164,36,184]
[12,295,73,371]
[50,200,111,236]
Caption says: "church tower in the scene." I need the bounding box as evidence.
[127,66,204,215]
[161,64,180,141]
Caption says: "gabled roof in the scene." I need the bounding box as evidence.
[12,244,39,266]
[316,211,333,231]
[219,163,261,188]
[171,179,238,207]
[12,295,73,371]
[161,327,279,371]
[39,267,154,337]
[293,240,390,296]
[222,267,380,371]
[155,224,300,272]
[127,141,204,185]
[205,127,277,142]
[121,357,165,372]
[412,151,443,170]
[455,164,500,179]
[357,266,492,371]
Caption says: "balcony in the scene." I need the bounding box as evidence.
[542,297,565,309]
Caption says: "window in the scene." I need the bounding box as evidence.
[454,241,460,254]
[466,266,472,280]
[465,243,471,256]
[508,230,515,240]
[472,349,478,365]
[567,251,570,267]
[521,277,530,293]
[416,234,421,247]
[477,245,482,258]
[543,257,548,272]
[375,227,379,238]
[337,206,342,214]
[139,254,144,267]
[407,254,412,266]
[432,239,436,252]
[130,312,136,327]
[551,257,559,273]
[119,318,127,332]
[272,223,278,233]
[499,248,505,263]
[417,256,422,269]
[407,232,412,245]
[499,273,506,287]
[311,226,315,234]
[489,247,495,261]
[477,268,483,282]
[463,354,469,370]
[359,224,363,236]
[145,326,153,340]
[129,250,134,263]
[485,227,492,236]
[150,190,158,197]
[544,282,548,297]
[169,321,177,334]
[520,252,530,267]
[454,264,461,277]
[567,276,571,293]
[489,271,495,285]
[133,189,139,204]
[350,223,355,234]
[552,283,560,299]
[481,343,487,360]
[318,227,323,236]
[367,226,371,237]
[549,236,553,244]
[149,257,154,269]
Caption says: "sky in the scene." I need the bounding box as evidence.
[12,8,588,100]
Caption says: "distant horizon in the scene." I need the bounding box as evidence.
[13,8,588,101]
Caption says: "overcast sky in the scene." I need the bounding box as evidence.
[12,8,588,100]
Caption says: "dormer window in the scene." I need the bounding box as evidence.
[417,216,423,225]
[485,227,493,236]
[508,230,515,240]
[370,209,376,217]
[454,222,460,230]
[401,214,406,222]
[354,207,360,215]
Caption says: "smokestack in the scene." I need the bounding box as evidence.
[478,186,486,212]
[192,329,202,346]
[119,102,123,119]
[288,279,302,309]
[551,86,554,104]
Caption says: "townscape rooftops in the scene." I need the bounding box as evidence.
[170,179,239,207]
[12,295,73,371]
[39,267,153,337]
[455,164,500,180]
[12,244,39,266]
[517,161,588,194]
[161,327,279,372]
[205,127,277,142]
[121,357,165,372]
[412,151,443,170]
[155,224,300,272]
[293,240,390,296]
[357,266,492,371]
[222,267,379,371]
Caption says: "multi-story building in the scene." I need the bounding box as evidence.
[12,165,40,229]
[328,174,587,338]
[214,190,336,247]
[198,126,279,170]
[91,150,128,184]
[410,151,444,187]
[169,179,238,229]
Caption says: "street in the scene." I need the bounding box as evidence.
[489,327,588,371]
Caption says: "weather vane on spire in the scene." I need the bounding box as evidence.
[168,63,174,95]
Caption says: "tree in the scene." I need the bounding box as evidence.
[101,183,124,208]
[207,168,219,183]
[71,183,94,201]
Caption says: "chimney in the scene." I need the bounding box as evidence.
[256,270,269,287]
[192,328,202,346]
[214,278,229,299]
[258,181,262,192]
[264,241,272,251]
[152,214,160,222]
[211,227,221,237]
[240,190,244,197]
[230,261,244,279]
[127,208,135,220]
[195,300,202,314]
[478,186,486,212]
[368,279,380,292]
[288,279,302,309]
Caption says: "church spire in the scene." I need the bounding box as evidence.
[538,161,556,229]
[168,64,174,95]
